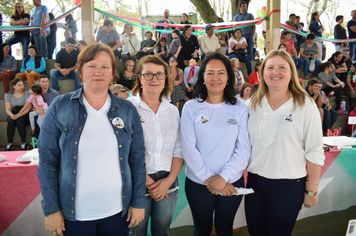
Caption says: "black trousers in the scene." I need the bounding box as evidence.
[7,114,29,143]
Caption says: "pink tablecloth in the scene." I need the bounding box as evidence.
[0,151,41,235]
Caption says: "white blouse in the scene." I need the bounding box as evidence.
[129,94,183,174]
[247,96,325,179]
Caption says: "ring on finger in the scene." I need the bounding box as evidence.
[52,230,57,235]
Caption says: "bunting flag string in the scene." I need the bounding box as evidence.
[0,5,80,32]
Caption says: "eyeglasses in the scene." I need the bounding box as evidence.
[16,5,23,8]
[125,27,132,30]
[141,72,166,81]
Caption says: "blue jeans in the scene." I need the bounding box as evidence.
[47,38,56,59]
[4,34,30,58]
[129,171,178,236]
[32,32,48,58]
[185,177,244,236]
[322,108,338,132]
[301,58,321,77]
[349,42,356,61]
[228,53,252,75]
[50,69,81,91]
[245,173,305,236]
[243,34,254,60]
[63,211,129,236]
[292,56,304,70]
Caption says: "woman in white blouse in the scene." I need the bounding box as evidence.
[128,55,184,236]
[180,52,250,235]
[121,23,141,64]
[246,50,325,235]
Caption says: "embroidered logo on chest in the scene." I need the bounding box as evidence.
[284,113,295,123]
[112,117,124,128]
[199,115,209,124]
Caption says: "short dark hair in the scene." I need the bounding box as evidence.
[289,14,296,18]
[296,16,300,19]
[172,29,180,36]
[11,78,23,93]
[145,31,153,37]
[103,19,113,27]
[192,52,237,105]
[306,33,316,40]
[28,45,38,54]
[181,13,188,19]
[300,22,304,27]
[319,62,333,72]
[65,13,73,22]
[78,40,87,46]
[31,84,42,95]
[332,51,343,58]
[239,1,247,7]
[183,24,192,34]
[278,43,287,50]
[335,15,343,22]
[38,74,49,82]
[66,37,75,45]
[283,31,291,37]
[308,78,323,87]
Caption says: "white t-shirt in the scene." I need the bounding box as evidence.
[128,94,183,174]
[247,96,325,179]
[181,99,251,184]
[75,95,123,220]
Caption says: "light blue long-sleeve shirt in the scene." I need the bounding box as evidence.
[20,57,46,73]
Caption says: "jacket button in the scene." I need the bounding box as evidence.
[120,158,123,160]
[123,182,125,185]
[116,131,118,134]
[73,170,76,173]
[65,128,67,131]
[71,211,74,214]
[84,114,86,117]
[74,141,78,145]
[119,145,122,148]
[79,128,82,131]
[74,156,77,159]
[73,184,75,187]
[123,195,125,198]
[122,171,124,173]
[72,197,74,200]
[110,118,112,121]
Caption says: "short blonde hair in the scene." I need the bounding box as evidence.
[250,49,310,110]
[230,58,239,68]
[132,55,172,101]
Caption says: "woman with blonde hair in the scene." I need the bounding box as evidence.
[245,50,325,235]
[129,55,184,236]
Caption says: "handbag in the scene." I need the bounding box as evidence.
[309,59,316,72]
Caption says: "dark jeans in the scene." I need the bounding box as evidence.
[47,38,56,59]
[323,86,343,110]
[4,34,30,58]
[349,42,356,61]
[63,211,129,236]
[243,34,254,60]
[245,173,305,236]
[292,56,304,70]
[185,177,244,236]
[7,114,30,143]
[301,58,321,77]
[322,108,338,131]
[228,53,252,75]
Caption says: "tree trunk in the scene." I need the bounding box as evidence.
[189,0,220,23]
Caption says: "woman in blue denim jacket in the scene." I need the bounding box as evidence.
[37,43,146,236]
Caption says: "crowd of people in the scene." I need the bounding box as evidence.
[1,1,356,236]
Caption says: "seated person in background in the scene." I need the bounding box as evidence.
[154,37,169,62]
[111,84,130,99]
[76,40,87,52]
[169,56,188,115]
[138,31,156,57]
[95,19,121,58]
[184,58,200,99]
[168,29,183,60]
[0,43,17,95]
[346,63,356,105]
[117,60,135,90]
[230,58,245,92]
[120,23,140,63]
[328,51,348,82]
[318,62,345,115]
[60,30,78,49]
[160,20,173,47]
[299,33,321,80]
[348,102,356,136]
[38,74,58,106]
[248,60,262,85]
[238,82,251,105]
[27,84,48,136]
[228,28,252,75]
[50,37,80,91]
[343,49,353,71]
[16,45,46,87]
[199,24,220,60]
[280,31,304,70]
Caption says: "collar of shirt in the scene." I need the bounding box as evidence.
[132,93,171,112]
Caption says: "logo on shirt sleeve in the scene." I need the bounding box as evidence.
[112,117,124,128]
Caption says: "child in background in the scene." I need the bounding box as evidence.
[168,29,183,60]
[184,59,200,99]
[230,58,245,92]
[154,37,169,62]
[27,84,48,135]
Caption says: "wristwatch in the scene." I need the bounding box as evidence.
[305,190,318,197]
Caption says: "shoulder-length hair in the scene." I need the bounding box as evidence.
[239,83,251,98]
[250,49,309,111]
[13,2,27,17]
[77,43,118,83]
[192,52,237,105]
[183,24,192,35]
[123,60,135,71]
[310,12,318,22]
[131,55,172,101]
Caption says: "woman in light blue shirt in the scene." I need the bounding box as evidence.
[181,52,251,235]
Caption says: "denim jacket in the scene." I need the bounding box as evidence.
[37,88,146,221]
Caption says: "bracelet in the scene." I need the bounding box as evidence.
[306,179,319,185]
